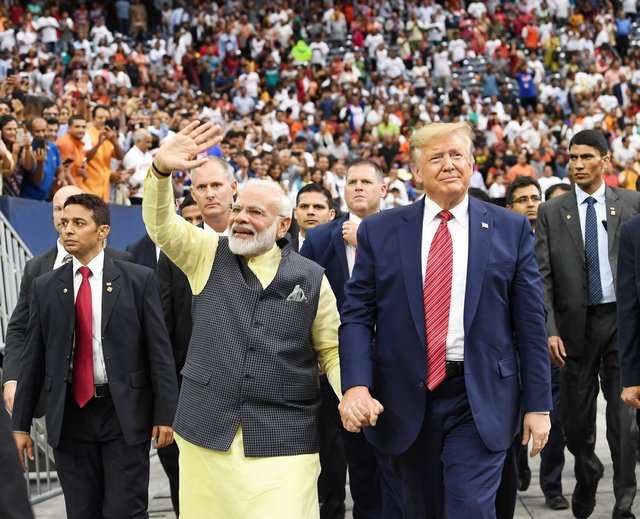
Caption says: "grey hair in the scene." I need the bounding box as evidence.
[133,128,151,144]
[242,179,293,217]
[191,156,236,185]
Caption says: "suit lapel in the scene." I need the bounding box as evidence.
[101,255,121,335]
[399,199,425,343]
[331,216,350,283]
[561,192,584,256]
[605,187,621,260]
[45,247,57,270]
[57,263,75,336]
[464,198,491,334]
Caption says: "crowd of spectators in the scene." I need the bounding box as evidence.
[0,0,640,211]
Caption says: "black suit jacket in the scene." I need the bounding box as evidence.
[617,214,640,387]
[536,186,640,354]
[126,233,158,270]
[3,246,131,385]
[11,256,178,448]
[299,215,349,309]
[157,252,192,375]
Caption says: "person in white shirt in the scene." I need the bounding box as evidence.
[34,9,60,52]
[537,166,562,200]
[468,2,488,19]
[122,129,154,205]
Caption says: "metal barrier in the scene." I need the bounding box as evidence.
[0,211,63,502]
[0,209,32,351]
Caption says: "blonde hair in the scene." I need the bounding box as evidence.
[410,122,475,164]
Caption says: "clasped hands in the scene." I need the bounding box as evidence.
[338,386,384,433]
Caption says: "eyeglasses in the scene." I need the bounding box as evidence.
[512,195,541,204]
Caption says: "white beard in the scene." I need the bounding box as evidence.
[228,219,279,257]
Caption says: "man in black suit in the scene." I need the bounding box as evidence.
[536,130,640,519]
[301,160,394,519]
[618,214,640,438]
[3,186,131,415]
[0,409,33,519]
[12,194,178,519]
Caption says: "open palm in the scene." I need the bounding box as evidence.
[154,121,224,174]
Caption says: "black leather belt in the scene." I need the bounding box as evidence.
[94,384,110,398]
[445,361,464,378]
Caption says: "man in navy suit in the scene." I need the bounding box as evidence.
[618,214,640,444]
[301,161,388,519]
[338,122,552,518]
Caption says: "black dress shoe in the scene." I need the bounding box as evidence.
[612,509,636,519]
[571,461,604,519]
[517,468,531,491]
[545,495,569,510]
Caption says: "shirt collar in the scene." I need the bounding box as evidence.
[204,221,228,236]
[575,180,606,205]
[246,243,281,265]
[348,213,363,225]
[424,194,469,227]
[56,238,67,258]
[72,250,105,278]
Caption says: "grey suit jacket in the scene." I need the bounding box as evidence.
[535,186,640,354]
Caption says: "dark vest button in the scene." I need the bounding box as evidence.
[244,374,253,379]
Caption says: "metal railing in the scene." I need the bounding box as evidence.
[0,209,32,351]
[0,210,63,503]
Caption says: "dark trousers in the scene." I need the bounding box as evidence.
[393,376,506,519]
[539,366,566,498]
[157,442,180,516]
[54,391,150,519]
[0,408,33,519]
[318,375,346,519]
[560,303,637,513]
[495,440,518,519]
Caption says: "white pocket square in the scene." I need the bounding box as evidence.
[286,285,308,302]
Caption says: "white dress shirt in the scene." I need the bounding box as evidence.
[53,239,72,269]
[421,195,469,361]
[346,213,362,276]
[298,232,305,252]
[72,251,108,385]
[204,221,228,236]
[575,182,615,304]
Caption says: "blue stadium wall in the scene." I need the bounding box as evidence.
[0,196,146,255]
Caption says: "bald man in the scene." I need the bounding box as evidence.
[2,186,132,414]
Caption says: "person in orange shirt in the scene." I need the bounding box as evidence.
[56,115,89,190]
[84,105,124,202]
[506,152,538,183]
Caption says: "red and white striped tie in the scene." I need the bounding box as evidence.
[424,210,453,391]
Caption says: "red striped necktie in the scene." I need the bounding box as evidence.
[424,210,453,391]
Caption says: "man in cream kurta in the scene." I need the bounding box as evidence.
[142,121,342,519]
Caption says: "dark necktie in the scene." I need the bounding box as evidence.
[584,197,602,305]
[73,266,94,407]
[424,210,453,390]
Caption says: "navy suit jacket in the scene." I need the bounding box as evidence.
[339,197,552,455]
[617,214,640,388]
[300,215,349,309]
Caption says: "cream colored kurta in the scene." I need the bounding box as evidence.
[143,171,342,519]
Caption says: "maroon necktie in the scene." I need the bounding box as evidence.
[73,266,94,407]
[424,210,453,391]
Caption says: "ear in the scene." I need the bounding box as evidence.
[328,209,336,221]
[98,224,111,241]
[277,216,292,238]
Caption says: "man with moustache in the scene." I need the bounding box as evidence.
[536,129,640,519]
[295,183,336,251]
[142,121,342,518]
[301,161,389,518]
[338,122,551,518]
[3,186,131,415]
[12,194,178,519]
